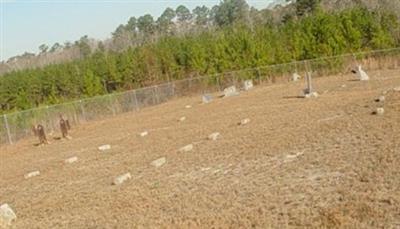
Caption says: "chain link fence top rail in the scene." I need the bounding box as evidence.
[1,48,399,145]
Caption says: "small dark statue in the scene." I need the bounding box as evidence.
[33,124,49,145]
[59,115,72,139]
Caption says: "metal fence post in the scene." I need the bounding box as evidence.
[79,100,86,121]
[109,94,116,116]
[154,86,160,104]
[3,114,13,145]
[132,90,139,111]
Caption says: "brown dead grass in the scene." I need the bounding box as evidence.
[0,70,400,228]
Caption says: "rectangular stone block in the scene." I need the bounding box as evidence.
[223,86,239,97]
[151,157,167,168]
[113,173,132,185]
[65,156,78,164]
[0,204,17,227]
[24,171,40,179]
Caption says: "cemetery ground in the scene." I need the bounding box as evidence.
[1,69,400,228]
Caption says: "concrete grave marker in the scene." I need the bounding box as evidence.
[292,73,301,81]
[223,86,239,97]
[208,132,221,141]
[179,144,193,153]
[0,204,17,227]
[98,144,111,151]
[151,157,166,168]
[375,108,385,115]
[239,118,251,126]
[65,156,78,164]
[139,131,149,137]
[356,65,369,81]
[243,80,254,91]
[376,95,385,102]
[24,171,40,179]
[113,173,132,185]
[202,94,213,104]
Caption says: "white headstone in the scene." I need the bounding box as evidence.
[185,105,192,109]
[202,94,213,103]
[98,144,111,151]
[178,117,186,122]
[376,108,384,115]
[0,204,17,227]
[357,65,369,81]
[151,157,167,168]
[223,86,239,97]
[208,132,221,141]
[65,156,78,164]
[239,118,251,126]
[377,95,385,102]
[24,171,40,179]
[394,87,400,92]
[139,131,149,137]
[113,173,132,185]
[292,73,301,81]
[179,144,193,153]
[243,80,254,91]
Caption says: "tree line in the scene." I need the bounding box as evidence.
[0,0,399,113]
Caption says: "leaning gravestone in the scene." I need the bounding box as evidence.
[202,94,213,104]
[0,204,17,227]
[243,80,254,91]
[224,86,240,97]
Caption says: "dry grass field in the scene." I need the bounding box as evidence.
[1,70,400,228]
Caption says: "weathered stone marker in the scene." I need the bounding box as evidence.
[0,204,17,227]
[179,144,193,153]
[202,94,213,103]
[239,118,251,126]
[139,131,149,137]
[65,156,78,164]
[208,132,221,141]
[243,80,254,91]
[151,157,167,168]
[24,171,40,179]
[375,108,385,115]
[113,173,132,185]
[98,144,111,151]
[376,95,385,102]
[292,73,301,81]
[223,86,240,97]
[357,65,369,81]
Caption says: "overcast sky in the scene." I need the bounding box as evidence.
[0,0,274,61]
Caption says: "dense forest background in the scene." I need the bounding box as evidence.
[0,0,399,113]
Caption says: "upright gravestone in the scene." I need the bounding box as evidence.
[223,86,240,97]
[202,94,213,103]
[243,80,254,91]
[357,65,369,81]
[292,73,301,82]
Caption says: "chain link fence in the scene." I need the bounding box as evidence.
[1,48,399,145]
